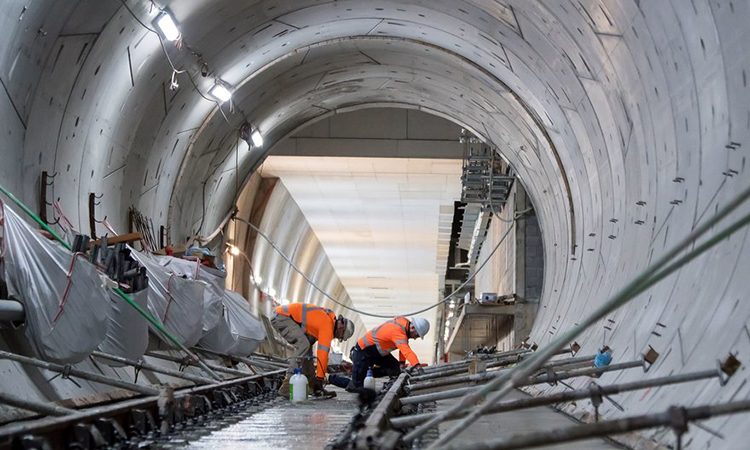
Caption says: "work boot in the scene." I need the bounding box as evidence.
[310,376,337,399]
[277,375,291,399]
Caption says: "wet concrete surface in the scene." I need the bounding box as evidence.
[171,386,357,450]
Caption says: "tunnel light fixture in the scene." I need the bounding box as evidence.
[209,83,232,103]
[254,275,263,284]
[229,245,240,256]
[251,130,263,148]
[267,287,276,297]
[155,12,181,41]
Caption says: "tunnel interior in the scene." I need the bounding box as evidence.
[1,0,750,448]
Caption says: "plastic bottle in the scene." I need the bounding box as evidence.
[290,368,308,403]
[363,368,376,390]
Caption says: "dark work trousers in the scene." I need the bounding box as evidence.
[349,344,401,388]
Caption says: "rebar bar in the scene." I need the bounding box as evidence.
[401,359,644,406]
[392,368,721,428]
[92,351,216,385]
[409,355,596,389]
[0,392,76,417]
[0,350,158,396]
[194,347,286,371]
[144,351,250,377]
[420,349,532,375]
[441,399,750,450]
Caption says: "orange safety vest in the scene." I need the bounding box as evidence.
[275,303,336,378]
[357,317,420,367]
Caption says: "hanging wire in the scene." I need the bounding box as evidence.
[232,213,525,319]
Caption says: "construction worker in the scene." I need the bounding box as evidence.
[347,316,430,390]
[271,302,355,398]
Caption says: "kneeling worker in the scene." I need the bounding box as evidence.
[271,302,355,398]
[348,316,430,389]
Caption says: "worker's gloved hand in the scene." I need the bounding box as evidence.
[407,365,424,376]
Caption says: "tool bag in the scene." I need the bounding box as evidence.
[1,205,108,363]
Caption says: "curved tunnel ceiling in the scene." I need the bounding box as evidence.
[4,0,750,446]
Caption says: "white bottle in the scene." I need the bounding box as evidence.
[363,368,376,390]
[290,368,308,403]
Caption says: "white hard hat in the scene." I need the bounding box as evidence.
[409,317,430,339]
[340,317,355,340]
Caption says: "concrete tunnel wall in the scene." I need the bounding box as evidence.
[1,1,749,447]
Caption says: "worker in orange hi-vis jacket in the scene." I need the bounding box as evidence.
[271,302,354,399]
[347,316,430,390]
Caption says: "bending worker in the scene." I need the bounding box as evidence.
[347,316,430,390]
[271,302,355,398]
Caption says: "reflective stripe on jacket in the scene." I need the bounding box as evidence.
[275,302,336,378]
[357,316,419,366]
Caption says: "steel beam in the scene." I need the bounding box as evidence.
[441,399,750,450]
[92,351,216,385]
[0,350,158,396]
[401,360,644,405]
[392,368,722,428]
[0,392,76,417]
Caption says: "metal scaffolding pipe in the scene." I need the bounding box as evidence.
[0,350,158,396]
[144,351,250,377]
[392,368,721,428]
[410,356,522,383]
[92,351,216,385]
[442,399,750,450]
[0,392,76,417]
[0,299,25,322]
[401,360,644,405]
[409,355,596,387]
[195,347,286,371]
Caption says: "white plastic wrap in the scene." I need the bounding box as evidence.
[129,249,204,348]
[197,303,238,354]
[155,256,226,333]
[223,291,265,357]
[1,205,109,363]
[96,290,149,365]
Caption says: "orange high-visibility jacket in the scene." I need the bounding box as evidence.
[357,316,419,366]
[275,303,336,378]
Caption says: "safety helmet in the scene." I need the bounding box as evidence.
[409,317,430,339]
[338,316,355,340]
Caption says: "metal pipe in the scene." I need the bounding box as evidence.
[409,355,596,387]
[420,349,532,374]
[442,399,750,450]
[250,352,287,364]
[144,351,250,377]
[0,299,24,322]
[91,351,216,385]
[0,392,76,417]
[409,356,521,382]
[194,347,286,371]
[393,368,721,428]
[0,350,158,396]
[401,360,644,405]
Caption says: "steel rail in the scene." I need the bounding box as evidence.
[91,351,216,385]
[355,373,409,448]
[0,369,284,438]
[0,350,158,396]
[392,368,722,428]
[0,392,76,417]
[401,359,645,406]
[440,399,750,450]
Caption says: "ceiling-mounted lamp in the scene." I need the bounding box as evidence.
[155,12,181,41]
[209,81,232,103]
[240,122,264,149]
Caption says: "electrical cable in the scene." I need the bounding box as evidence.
[233,216,516,319]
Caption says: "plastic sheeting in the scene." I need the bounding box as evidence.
[96,290,149,366]
[129,249,204,348]
[1,205,109,363]
[198,290,265,356]
[155,256,226,333]
[224,291,265,357]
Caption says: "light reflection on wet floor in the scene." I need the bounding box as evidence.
[178,388,357,450]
